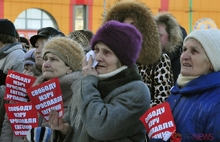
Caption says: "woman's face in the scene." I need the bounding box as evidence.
[123,17,136,25]
[42,53,72,79]
[34,38,47,68]
[180,38,213,76]
[94,42,121,74]
[23,64,34,75]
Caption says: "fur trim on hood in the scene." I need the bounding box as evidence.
[102,0,161,66]
[154,12,183,54]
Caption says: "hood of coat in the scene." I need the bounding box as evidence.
[168,25,187,61]
[32,71,83,101]
[102,0,161,66]
[0,42,23,59]
[155,12,183,54]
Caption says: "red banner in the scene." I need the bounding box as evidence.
[5,102,38,136]
[27,78,64,121]
[140,102,176,141]
[4,70,36,102]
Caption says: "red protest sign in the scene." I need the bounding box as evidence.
[140,102,176,140]
[27,78,64,121]
[4,70,36,102]
[5,102,38,136]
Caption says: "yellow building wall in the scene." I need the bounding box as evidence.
[168,0,189,33]
[4,0,70,35]
[144,0,161,15]
[168,0,220,34]
[91,0,105,33]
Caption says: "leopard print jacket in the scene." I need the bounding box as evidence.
[138,53,174,107]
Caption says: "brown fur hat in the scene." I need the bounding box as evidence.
[43,36,85,72]
[102,0,161,66]
[154,12,183,54]
[67,30,94,51]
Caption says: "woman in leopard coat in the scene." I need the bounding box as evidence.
[102,0,174,107]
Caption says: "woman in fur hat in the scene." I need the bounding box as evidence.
[102,0,174,107]
[48,20,150,142]
[32,36,84,128]
[0,36,84,142]
[26,36,84,142]
[155,12,187,83]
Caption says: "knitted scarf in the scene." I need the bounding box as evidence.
[98,64,141,98]
[177,73,199,87]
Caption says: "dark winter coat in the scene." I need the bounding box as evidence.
[155,13,187,83]
[167,26,187,83]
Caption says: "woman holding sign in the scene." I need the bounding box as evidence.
[31,36,85,127]
[1,36,85,142]
[49,20,151,142]
[151,29,220,142]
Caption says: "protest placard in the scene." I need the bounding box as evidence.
[5,102,38,136]
[4,70,36,102]
[27,78,64,121]
[140,102,176,141]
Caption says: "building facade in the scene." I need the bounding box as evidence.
[0,0,219,39]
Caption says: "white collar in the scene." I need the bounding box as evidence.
[98,66,128,81]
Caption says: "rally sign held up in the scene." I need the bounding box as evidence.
[140,102,176,141]
[4,70,36,102]
[5,102,38,136]
[27,78,64,121]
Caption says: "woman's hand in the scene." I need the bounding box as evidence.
[48,110,70,135]
[82,56,98,77]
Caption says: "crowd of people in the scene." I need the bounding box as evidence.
[0,0,220,142]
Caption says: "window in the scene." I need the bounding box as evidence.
[14,8,58,30]
[74,5,88,30]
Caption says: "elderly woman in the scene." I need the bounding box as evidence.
[102,0,174,107]
[31,36,85,128]
[151,29,220,142]
[49,20,151,142]
[0,36,85,142]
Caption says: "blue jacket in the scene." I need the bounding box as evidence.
[167,72,220,142]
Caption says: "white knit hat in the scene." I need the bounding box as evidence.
[184,29,220,71]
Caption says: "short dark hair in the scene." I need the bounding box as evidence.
[20,37,30,45]
[0,33,17,44]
